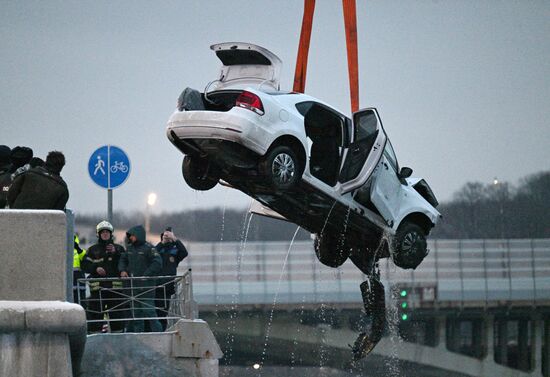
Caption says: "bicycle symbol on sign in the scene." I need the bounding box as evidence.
[110,161,129,174]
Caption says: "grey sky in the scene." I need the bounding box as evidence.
[1,1,549,216]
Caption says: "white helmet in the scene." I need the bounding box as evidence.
[96,220,114,235]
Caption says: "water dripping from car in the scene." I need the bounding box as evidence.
[259,226,301,375]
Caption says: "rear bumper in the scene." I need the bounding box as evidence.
[166,109,269,156]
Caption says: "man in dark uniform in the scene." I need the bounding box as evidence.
[7,150,69,210]
[119,225,162,332]
[81,221,126,333]
[155,227,188,330]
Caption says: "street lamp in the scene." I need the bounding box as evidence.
[147,193,157,207]
[493,178,504,239]
[145,192,157,237]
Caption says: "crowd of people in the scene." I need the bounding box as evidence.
[1,144,188,334]
[0,145,69,210]
[75,221,188,334]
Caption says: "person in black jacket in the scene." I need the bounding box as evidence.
[155,228,188,330]
[0,145,12,208]
[7,150,69,210]
[81,221,127,333]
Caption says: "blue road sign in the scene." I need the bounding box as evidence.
[88,145,131,189]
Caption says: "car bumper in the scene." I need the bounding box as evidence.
[166,109,269,157]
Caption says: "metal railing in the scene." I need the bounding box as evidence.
[180,239,550,309]
[78,269,197,332]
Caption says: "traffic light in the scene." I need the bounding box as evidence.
[398,288,410,321]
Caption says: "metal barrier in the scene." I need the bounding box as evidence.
[181,239,550,309]
[78,269,197,332]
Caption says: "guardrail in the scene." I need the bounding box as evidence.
[180,239,550,309]
[78,270,197,332]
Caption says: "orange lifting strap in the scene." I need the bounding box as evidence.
[293,0,360,113]
[293,0,316,94]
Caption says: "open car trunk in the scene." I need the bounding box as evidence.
[177,87,242,112]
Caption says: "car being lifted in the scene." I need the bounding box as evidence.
[166,42,441,358]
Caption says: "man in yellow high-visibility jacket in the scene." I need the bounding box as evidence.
[73,234,87,306]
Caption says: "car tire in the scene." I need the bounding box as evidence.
[392,221,428,269]
[181,155,220,191]
[314,232,351,268]
[260,145,301,190]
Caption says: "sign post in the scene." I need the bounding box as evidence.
[88,145,131,223]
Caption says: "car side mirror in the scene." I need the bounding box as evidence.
[399,167,413,179]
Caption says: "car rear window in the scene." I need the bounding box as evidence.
[216,50,271,66]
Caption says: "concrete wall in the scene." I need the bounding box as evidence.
[81,319,222,377]
[0,301,86,377]
[0,210,86,377]
[0,210,68,301]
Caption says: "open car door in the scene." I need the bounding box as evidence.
[338,108,386,194]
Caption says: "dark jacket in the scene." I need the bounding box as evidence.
[82,239,125,290]
[0,165,11,208]
[7,166,69,210]
[82,240,125,278]
[118,225,162,277]
[155,239,188,276]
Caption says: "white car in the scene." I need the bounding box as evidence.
[167,42,440,275]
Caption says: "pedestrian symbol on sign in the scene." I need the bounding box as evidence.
[94,155,106,175]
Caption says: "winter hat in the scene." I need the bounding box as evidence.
[0,145,10,164]
[10,146,33,169]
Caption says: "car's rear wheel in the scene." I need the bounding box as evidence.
[392,221,428,269]
[260,145,301,190]
[314,231,351,268]
[182,155,220,191]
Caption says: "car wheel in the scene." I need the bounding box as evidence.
[314,232,351,268]
[392,221,428,269]
[260,145,301,190]
[181,155,220,191]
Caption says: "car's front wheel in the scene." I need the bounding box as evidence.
[181,155,220,191]
[392,221,428,269]
[260,145,301,190]
[314,232,351,268]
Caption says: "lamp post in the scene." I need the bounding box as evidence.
[145,192,157,237]
[493,178,504,239]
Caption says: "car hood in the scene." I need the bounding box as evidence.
[211,42,282,91]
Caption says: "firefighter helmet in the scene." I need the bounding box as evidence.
[96,221,114,235]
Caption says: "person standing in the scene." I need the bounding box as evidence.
[119,225,162,332]
[0,145,12,208]
[155,227,188,330]
[81,221,126,333]
[73,234,87,307]
[7,150,69,210]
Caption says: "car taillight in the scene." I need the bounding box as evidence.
[235,91,264,115]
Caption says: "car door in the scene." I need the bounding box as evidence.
[370,141,403,227]
[338,108,386,194]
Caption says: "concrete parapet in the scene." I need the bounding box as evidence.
[0,301,87,377]
[171,319,223,359]
[80,319,222,377]
[0,209,68,301]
